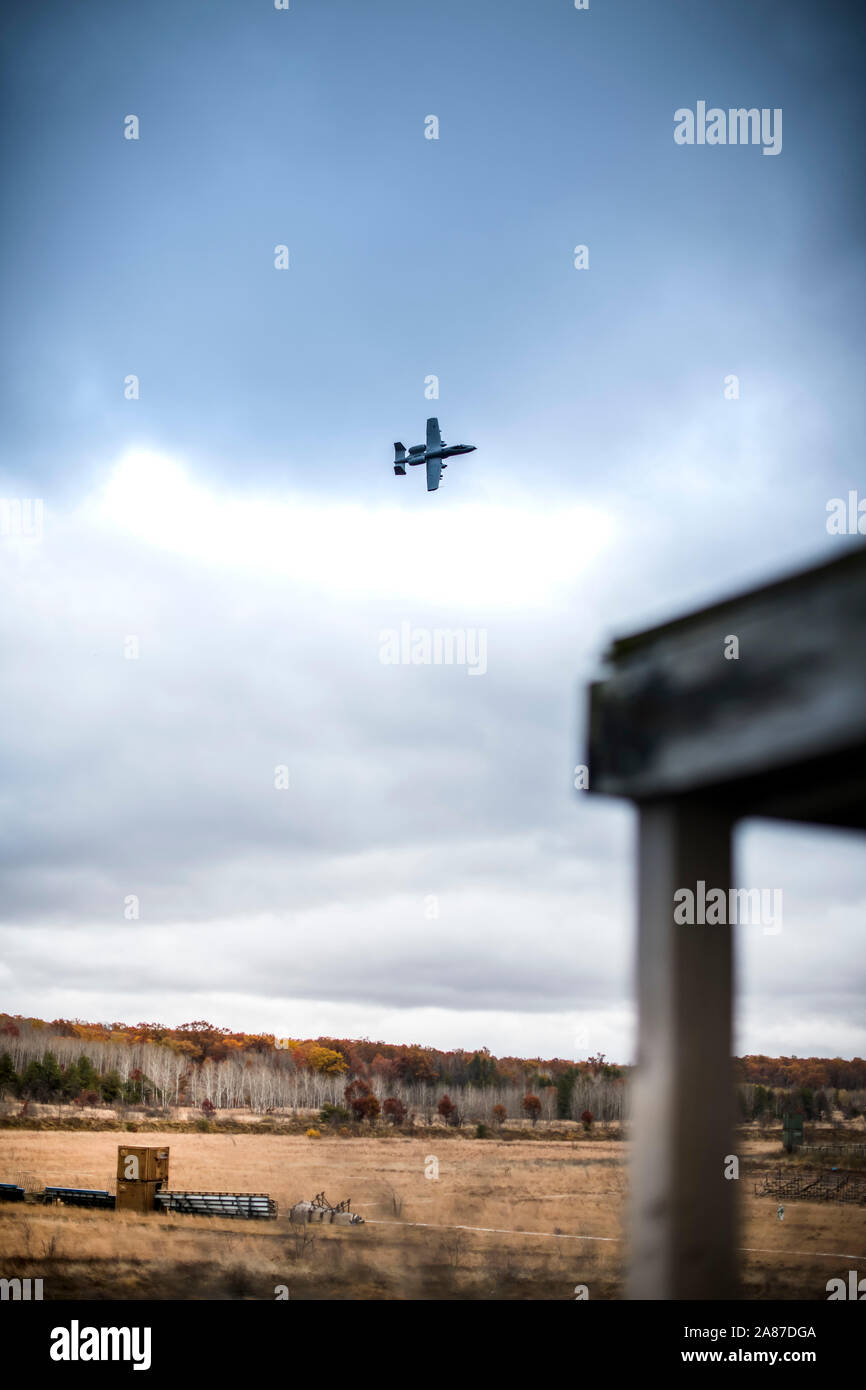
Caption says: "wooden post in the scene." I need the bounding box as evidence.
[627,799,737,1299]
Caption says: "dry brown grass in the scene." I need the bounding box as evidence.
[0,1130,863,1300]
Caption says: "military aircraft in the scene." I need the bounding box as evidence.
[393,417,476,491]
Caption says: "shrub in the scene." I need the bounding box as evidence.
[75,1090,100,1108]
[580,1109,594,1132]
[320,1103,350,1125]
[476,1122,490,1139]
[306,1127,321,1139]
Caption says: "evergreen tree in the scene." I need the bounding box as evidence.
[556,1067,577,1119]
[797,1086,815,1120]
[752,1084,771,1119]
[100,1070,123,1103]
[20,1059,44,1099]
[61,1062,82,1099]
[77,1053,100,1090]
[41,1051,63,1096]
[0,1052,18,1095]
[467,1050,498,1087]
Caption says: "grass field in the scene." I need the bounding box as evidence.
[1,1130,864,1300]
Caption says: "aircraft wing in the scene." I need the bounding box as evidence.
[426,454,442,491]
[426,417,442,451]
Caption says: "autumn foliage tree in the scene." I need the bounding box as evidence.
[522,1093,542,1126]
[580,1109,594,1132]
[307,1045,348,1075]
[492,1103,506,1128]
[383,1096,406,1126]
[437,1094,456,1126]
[345,1078,379,1123]
[13,1010,866,1132]
[357,1093,380,1123]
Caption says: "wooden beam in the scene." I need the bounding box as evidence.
[589,545,866,823]
[628,799,737,1299]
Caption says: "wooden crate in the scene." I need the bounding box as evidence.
[116,1146,170,1184]
[116,1180,159,1214]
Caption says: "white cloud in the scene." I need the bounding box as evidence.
[94,449,616,608]
[1,451,863,1063]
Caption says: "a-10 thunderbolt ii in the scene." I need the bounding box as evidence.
[393,417,476,491]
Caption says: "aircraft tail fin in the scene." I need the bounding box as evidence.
[393,442,406,476]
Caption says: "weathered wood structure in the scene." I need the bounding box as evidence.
[586,543,866,1298]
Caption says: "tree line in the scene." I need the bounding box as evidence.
[0,1014,862,1126]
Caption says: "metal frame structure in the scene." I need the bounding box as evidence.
[755,1168,866,1206]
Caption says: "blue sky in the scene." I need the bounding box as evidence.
[5,0,863,505]
[1,1,864,1060]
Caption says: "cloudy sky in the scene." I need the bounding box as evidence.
[1,0,864,1063]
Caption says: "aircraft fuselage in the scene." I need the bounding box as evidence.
[407,443,475,464]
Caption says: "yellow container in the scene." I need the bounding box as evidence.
[116,1180,159,1214]
[116,1146,170,1184]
